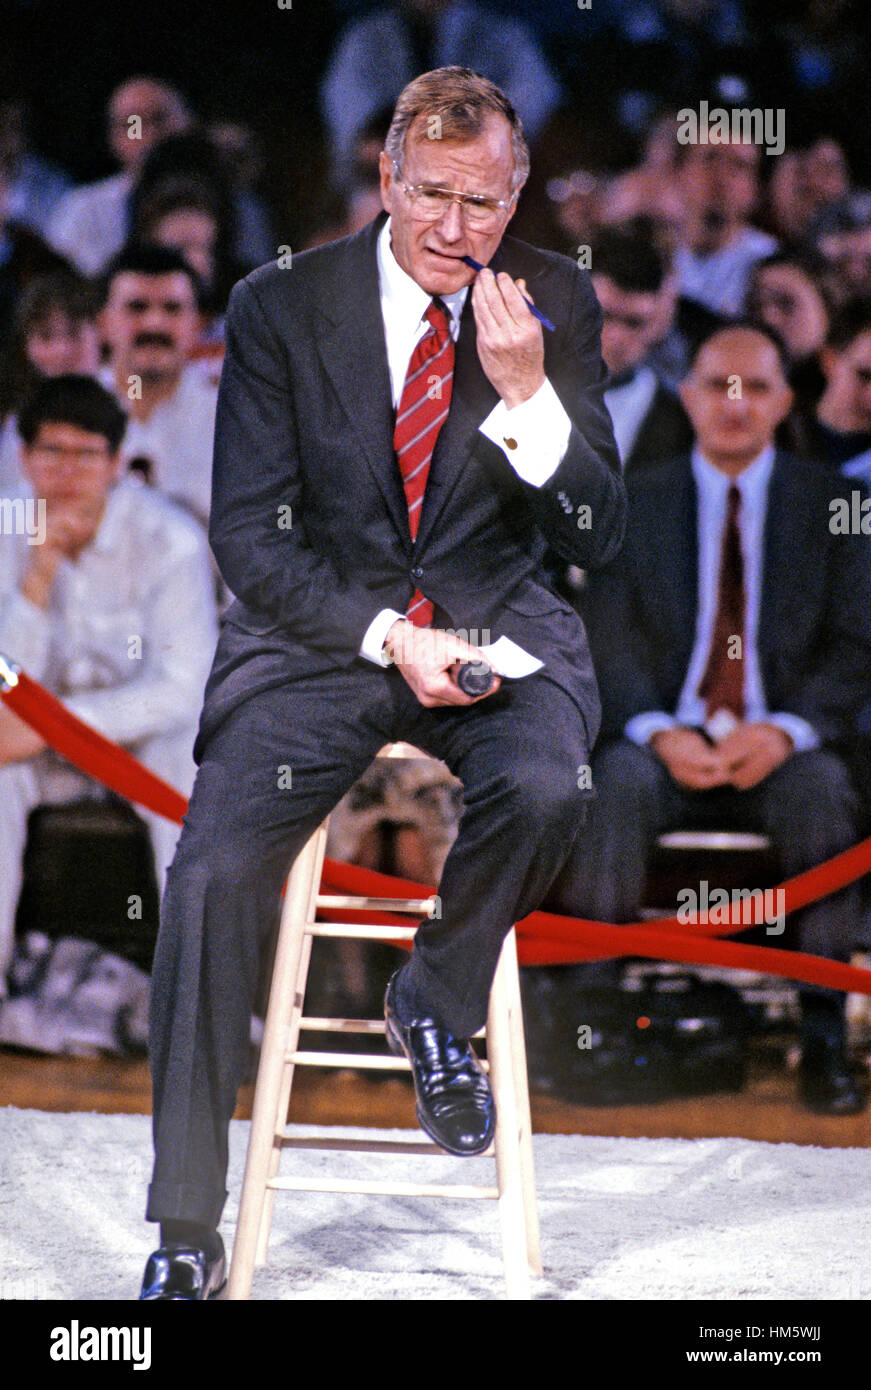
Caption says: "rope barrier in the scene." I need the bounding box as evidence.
[3,657,870,992]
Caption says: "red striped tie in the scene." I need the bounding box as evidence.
[697,483,746,720]
[394,298,454,626]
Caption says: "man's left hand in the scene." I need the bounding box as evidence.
[716,721,793,790]
[471,270,545,410]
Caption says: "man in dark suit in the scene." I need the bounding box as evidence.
[792,296,871,473]
[139,67,625,1299]
[590,226,694,474]
[549,321,871,1116]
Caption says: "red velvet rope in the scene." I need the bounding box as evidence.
[2,670,188,823]
[3,665,871,993]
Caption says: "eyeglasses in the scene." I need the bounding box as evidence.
[30,442,112,468]
[392,160,513,231]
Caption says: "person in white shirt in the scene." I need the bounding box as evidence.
[0,375,217,997]
[46,78,192,278]
[320,0,561,189]
[97,244,218,525]
[673,137,778,317]
[0,271,101,495]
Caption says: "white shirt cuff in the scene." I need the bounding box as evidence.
[625,712,678,746]
[765,713,820,753]
[479,378,571,486]
[360,608,407,666]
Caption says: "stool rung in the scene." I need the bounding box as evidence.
[289,1049,411,1069]
[288,1049,490,1071]
[279,1135,466,1155]
[297,1016,487,1039]
[316,895,437,914]
[299,1017,386,1033]
[310,922,417,940]
[266,1176,499,1198]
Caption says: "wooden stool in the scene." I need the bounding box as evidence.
[227,764,543,1300]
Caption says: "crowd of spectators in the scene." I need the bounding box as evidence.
[1,0,871,1109]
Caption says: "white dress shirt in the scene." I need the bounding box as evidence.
[46,171,132,277]
[674,226,778,317]
[99,362,219,525]
[360,217,572,664]
[625,445,819,751]
[603,365,659,467]
[0,414,25,496]
[843,446,871,491]
[0,475,218,748]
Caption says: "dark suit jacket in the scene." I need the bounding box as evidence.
[582,452,871,746]
[200,212,625,750]
[623,383,694,475]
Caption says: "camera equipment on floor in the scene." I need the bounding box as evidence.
[523,966,750,1105]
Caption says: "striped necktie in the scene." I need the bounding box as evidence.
[393,297,454,626]
[697,483,746,720]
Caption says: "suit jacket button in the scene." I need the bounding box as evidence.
[411,566,424,578]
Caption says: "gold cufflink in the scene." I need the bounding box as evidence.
[503,437,518,450]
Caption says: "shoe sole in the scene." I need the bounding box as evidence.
[140,1282,227,1301]
[385,1002,496,1157]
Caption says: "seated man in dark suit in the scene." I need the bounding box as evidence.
[792,296,871,473]
[550,321,871,1116]
[590,226,694,474]
[139,67,625,1299]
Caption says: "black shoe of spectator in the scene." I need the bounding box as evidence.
[798,1041,867,1115]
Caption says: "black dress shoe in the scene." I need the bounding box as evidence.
[798,1042,867,1116]
[139,1238,227,1300]
[384,970,496,1155]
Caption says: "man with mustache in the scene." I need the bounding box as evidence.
[98,244,217,526]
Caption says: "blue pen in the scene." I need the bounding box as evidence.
[461,254,556,332]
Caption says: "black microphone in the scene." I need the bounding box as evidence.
[455,660,497,696]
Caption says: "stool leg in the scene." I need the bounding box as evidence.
[255,927,314,1264]
[502,928,543,1276]
[487,930,534,1300]
[257,825,328,1263]
[227,824,327,1300]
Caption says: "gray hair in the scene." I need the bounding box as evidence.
[384,66,530,197]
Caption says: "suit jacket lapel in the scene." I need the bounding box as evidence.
[314,215,411,547]
[759,452,812,660]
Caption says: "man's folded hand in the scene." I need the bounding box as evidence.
[650,726,730,790]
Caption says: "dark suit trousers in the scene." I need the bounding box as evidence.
[146,661,592,1226]
[548,738,861,987]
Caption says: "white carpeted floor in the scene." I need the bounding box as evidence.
[2,1106,870,1300]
